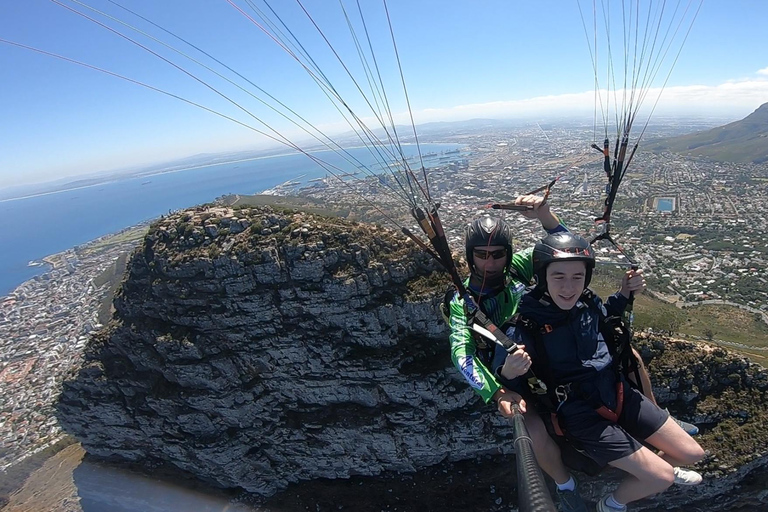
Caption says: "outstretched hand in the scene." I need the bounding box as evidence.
[620,268,646,298]
[514,194,560,230]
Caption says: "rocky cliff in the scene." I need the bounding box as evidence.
[56,205,768,509]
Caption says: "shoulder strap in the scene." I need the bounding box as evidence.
[512,313,560,408]
[595,304,645,394]
[440,285,517,353]
[507,267,528,286]
[439,284,456,325]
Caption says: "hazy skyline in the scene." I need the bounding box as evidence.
[2,0,767,188]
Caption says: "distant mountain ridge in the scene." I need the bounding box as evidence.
[651,102,768,163]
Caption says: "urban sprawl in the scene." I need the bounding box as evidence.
[2,123,767,472]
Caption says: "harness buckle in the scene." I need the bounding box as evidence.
[528,376,548,395]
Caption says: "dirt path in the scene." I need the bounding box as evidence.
[2,444,84,512]
[2,445,255,512]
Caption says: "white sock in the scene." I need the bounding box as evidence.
[556,475,575,491]
[605,493,626,510]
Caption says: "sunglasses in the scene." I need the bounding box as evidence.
[473,248,507,260]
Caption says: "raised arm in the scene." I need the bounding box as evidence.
[514,194,565,232]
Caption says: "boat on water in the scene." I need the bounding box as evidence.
[27,260,45,267]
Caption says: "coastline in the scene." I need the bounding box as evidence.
[2,223,151,300]
[0,222,150,473]
[0,142,463,296]
[0,143,463,204]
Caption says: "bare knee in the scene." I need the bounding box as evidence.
[648,418,705,465]
[611,450,676,496]
[669,428,706,465]
[680,442,705,465]
[629,461,675,495]
[653,463,676,492]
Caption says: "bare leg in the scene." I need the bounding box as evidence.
[609,417,705,504]
[608,447,675,504]
[644,417,705,467]
[524,411,572,484]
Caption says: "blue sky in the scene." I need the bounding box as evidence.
[1,0,767,188]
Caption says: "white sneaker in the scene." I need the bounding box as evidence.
[596,496,627,512]
[673,467,703,486]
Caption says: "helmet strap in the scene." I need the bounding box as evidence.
[468,270,504,295]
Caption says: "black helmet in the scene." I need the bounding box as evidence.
[533,232,596,289]
[464,216,514,273]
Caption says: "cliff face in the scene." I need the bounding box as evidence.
[57,205,768,506]
[57,205,510,497]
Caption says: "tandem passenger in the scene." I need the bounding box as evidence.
[498,232,704,512]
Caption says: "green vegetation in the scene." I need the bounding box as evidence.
[76,225,148,257]
[591,267,768,365]
[653,102,768,163]
[95,252,131,324]
[677,304,768,344]
[406,270,452,302]
[226,194,349,218]
[150,204,418,271]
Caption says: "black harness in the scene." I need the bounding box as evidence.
[512,288,645,475]
[440,278,511,366]
[513,288,642,416]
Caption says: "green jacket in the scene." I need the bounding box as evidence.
[448,247,534,403]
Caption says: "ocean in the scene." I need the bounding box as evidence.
[0,144,461,296]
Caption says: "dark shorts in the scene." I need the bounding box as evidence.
[557,386,670,467]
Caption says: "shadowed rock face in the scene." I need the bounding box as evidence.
[56,205,768,506]
[56,205,515,497]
